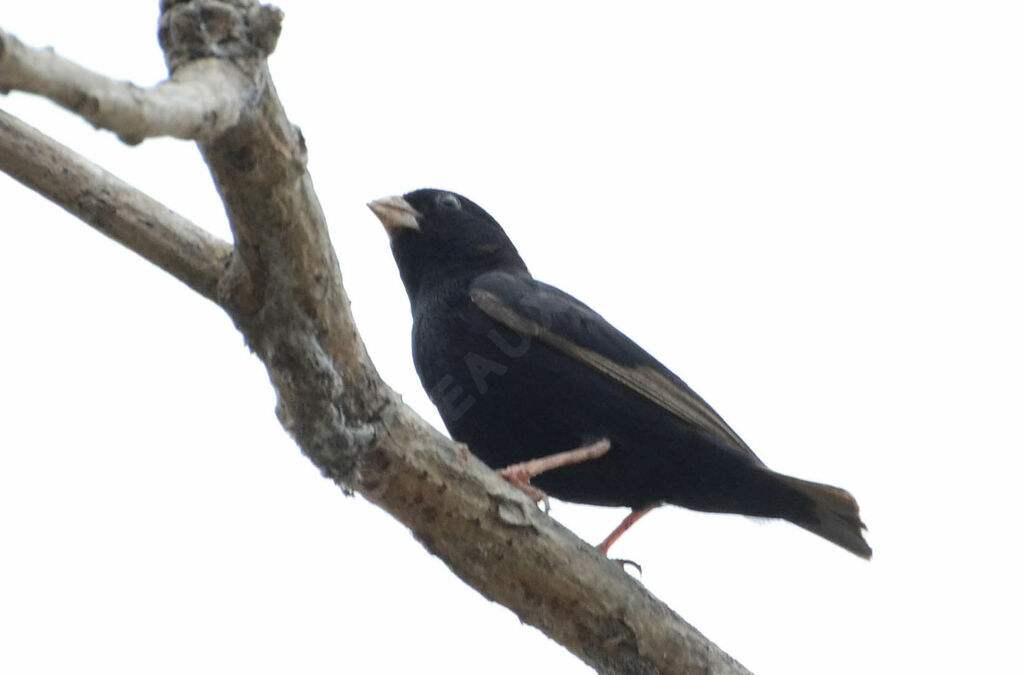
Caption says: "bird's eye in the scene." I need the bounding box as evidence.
[437,193,462,210]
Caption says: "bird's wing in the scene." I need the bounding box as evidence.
[470,271,761,462]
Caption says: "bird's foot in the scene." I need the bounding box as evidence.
[497,466,551,509]
[497,438,612,512]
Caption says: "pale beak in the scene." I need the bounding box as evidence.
[367,195,421,236]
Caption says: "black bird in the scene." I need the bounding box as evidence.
[369,189,871,559]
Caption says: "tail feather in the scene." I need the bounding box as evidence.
[777,475,872,559]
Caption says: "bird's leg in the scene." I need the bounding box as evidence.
[500,438,611,481]
[498,438,611,510]
[596,503,659,555]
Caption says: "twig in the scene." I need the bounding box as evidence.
[0,27,255,145]
[0,109,231,301]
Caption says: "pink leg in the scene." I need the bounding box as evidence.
[597,503,659,554]
[499,438,611,505]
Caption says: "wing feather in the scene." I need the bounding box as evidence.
[469,277,760,463]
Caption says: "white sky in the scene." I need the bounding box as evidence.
[1,2,1021,673]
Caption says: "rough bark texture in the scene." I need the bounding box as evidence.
[0,110,231,300]
[0,27,256,145]
[0,3,752,673]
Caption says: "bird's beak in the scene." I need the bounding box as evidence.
[367,195,421,236]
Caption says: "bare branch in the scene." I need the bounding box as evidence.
[366,405,753,675]
[0,27,255,145]
[3,2,753,672]
[0,109,230,300]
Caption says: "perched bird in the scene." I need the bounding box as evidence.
[369,188,871,559]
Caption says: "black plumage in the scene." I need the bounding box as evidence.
[369,188,871,558]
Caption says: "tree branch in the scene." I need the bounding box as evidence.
[0,108,230,301]
[0,2,752,673]
[0,27,256,145]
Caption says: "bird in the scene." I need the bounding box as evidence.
[368,188,871,559]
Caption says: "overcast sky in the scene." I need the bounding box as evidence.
[2,2,1022,673]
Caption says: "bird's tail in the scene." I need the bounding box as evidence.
[777,474,872,559]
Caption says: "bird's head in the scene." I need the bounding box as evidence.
[368,188,528,301]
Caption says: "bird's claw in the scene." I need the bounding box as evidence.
[612,558,643,575]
